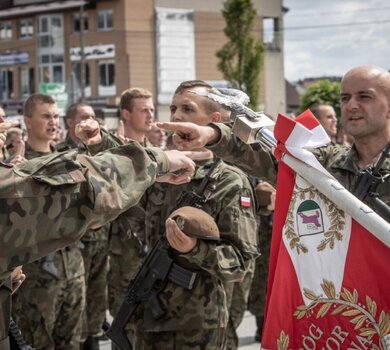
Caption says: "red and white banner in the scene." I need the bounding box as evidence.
[261,111,390,350]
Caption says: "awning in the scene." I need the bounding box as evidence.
[0,1,87,19]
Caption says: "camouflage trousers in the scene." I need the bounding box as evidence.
[107,238,145,350]
[134,327,227,350]
[80,239,109,339]
[12,275,85,350]
[248,215,272,319]
[225,260,255,350]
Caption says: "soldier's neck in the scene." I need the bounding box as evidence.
[125,128,145,143]
[355,136,390,169]
[26,136,52,153]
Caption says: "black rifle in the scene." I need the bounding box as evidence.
[105,160,221,350]
[104,237,196,350]
[353,143,390,223]
[8,319,34,350]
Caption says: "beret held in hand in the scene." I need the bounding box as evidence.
[169,206,220,241]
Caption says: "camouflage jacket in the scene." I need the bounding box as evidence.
[0,142,168,279]
[207,123,390,206]
[87,129,154,255]
[207,123,277,183]
[136,157,258,332]
[57,134,110,242]
[22,143,85,280]
[0,143,168,340]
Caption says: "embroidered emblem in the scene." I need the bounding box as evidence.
[296,200,324,237]
[276,280,390,350]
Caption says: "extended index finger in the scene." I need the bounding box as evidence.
[157,122,190,132]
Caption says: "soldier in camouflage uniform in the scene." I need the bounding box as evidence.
[57,103,110,350]
[78,88,156,348]
[8,94,85,350]
[127,80,259,350]
[0,118,195,348]
[106,88,155,349]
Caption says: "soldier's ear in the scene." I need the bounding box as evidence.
[211,112,222,123]
[23,116,32,129]
[121,109,130,121]
[66,117,74,129]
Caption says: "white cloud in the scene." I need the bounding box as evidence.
[283,0,390,81]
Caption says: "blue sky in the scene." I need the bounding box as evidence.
[282,0,390,82]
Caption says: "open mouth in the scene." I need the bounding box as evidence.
[348,116,363,121]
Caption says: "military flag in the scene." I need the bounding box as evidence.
[261,111,390,350]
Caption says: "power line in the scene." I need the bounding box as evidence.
[286,5,390,17]
[283,18,390,31]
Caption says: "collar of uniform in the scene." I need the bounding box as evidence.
[192,158,217,180]
[330,144,367,174]
[25,142,56,159]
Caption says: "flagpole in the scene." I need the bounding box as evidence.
[231,117,390,248]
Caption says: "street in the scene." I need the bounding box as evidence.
[100,311,260,349]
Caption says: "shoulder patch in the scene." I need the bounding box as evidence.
[240,195,251,207]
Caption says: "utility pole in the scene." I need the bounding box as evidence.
[80,4,86,102]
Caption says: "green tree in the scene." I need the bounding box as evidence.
[216,0,265,110]
[299,80,341,121]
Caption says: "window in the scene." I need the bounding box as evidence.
[0,68,13,100]
[20,67,35,99]
[73,12,88,33]
[19,18,33,39]
[0,22,12,41]
[39,64,63,83]
[37,15,64,84]
[98,60,115,96]
[263,17,281,51]
[97,9,113,31]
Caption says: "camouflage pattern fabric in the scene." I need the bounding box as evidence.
[57,134,110,340]
[107,206,147,349]
[0,142,169,343]
[132,158,258,349]
[248,213,273,338]
[80,233,109,338]
[12,274,85,349]
[207,123,277,183]
[225,259,255,350]
[0,141,168,275]
[11,144,86,349]
[86,128,160,348]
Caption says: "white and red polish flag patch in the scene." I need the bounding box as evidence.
[240,196,251,207]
